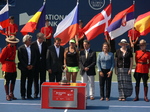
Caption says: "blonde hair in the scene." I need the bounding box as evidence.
[139,39,146,45]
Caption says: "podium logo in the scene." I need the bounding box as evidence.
[56,92,66,95]
[88,0,105,10]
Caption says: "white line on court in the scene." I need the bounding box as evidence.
[110,105,150,108]
[1,102,150,110]
[64,109,68,112]
[0,102,40,105]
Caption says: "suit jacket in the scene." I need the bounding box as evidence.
[79,49,96,76]
[46,45,64,72]
[31,41,47,70]
[18,44,37,71]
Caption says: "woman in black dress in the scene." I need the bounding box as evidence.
[115,39,133,101]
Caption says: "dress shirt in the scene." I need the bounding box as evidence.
[55,45,60,58]
[25,44,31,65]
[85,48,90,58]
[37,40,42,54]
[97,52,114,72]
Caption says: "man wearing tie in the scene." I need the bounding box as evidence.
[31,32,47,98]
[46,38,64,82]
[79,40,96,100]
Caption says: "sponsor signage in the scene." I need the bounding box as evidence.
[52,89,74,101]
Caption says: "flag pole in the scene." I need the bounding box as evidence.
[76,0,79,49]
[132,0,136,68]
[110,0,112,3]
[132,0,135,53]
[6,0,9,5]
[43,0,46,5]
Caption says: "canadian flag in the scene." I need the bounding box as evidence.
[82,4,112,40]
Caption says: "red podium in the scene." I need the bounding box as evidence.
[41,82,87,109]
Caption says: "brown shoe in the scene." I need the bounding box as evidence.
[144,87,149,102]
[133,87,139,101]
[6,95,11,101]
[9,93,17,100]
[144,97,149,102]
[133,97,139,101]
[90,97,95,100]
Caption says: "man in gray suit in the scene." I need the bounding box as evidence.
[46,38,64,82]
[79,40,96,100]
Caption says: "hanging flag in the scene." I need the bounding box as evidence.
[134,11,150,36]
[82,4,112,41]
[20,3,46,35]
[54,2,79,46]
[107,4,135,39]
[0,3,9,35]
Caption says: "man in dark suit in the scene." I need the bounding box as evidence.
[31,32,47,98]
[18,34,36,100]
[46,38,64,82]
[79,40,96,100]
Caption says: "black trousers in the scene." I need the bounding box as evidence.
[20,70,33,97]
[78,38,84,50]
[34,66,46,97]
[49,71,62,82]
[134,72,149,87]
[2,72,17,85]
[130,40,139,52]
[105,40,116,53]
[46,39,51,47]
[99,69,112,98]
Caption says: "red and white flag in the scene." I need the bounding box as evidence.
[82,4,112,40]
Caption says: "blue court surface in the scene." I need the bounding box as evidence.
[0,79,150,112]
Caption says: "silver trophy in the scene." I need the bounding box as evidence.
[59,66,70,85]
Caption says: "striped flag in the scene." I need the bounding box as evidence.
[0,3,9,35]
[82,4,112,40]
[107,4,135,39]
[54,2,79,46]
[134,11,150,36]
[20,3,46,35]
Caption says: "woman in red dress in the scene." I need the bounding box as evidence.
[133,39,150,102]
